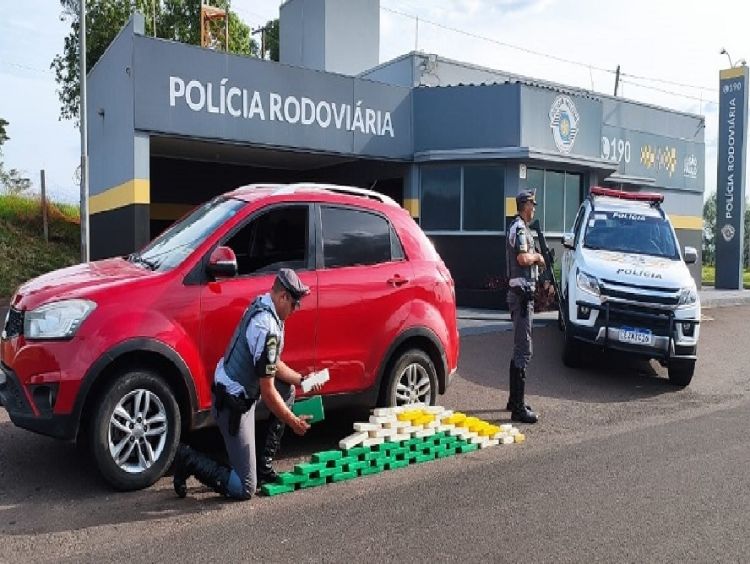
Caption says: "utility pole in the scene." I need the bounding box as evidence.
[79,0,90,262]
[613,64,621,96]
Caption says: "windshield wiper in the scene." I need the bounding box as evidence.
[127,253,158,270]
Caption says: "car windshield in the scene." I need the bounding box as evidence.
[583,210,679,259]
[130,197,245,272]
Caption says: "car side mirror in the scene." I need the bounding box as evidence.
[562,232,575,249]
[683,246,698,265]
[207,246,238,278]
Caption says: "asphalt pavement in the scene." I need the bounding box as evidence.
[2,305,750,562]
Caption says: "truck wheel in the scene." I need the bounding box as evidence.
[561,310,582,368]
[90,369,181,491]
[385,349,438,407]
[668,359,695,387]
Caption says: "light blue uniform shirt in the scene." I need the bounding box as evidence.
[214,293,285,398]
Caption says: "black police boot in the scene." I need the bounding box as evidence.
[511,367,538,424]
[506,360,533,412]
[257,416,286,485]
[173,444,231,498]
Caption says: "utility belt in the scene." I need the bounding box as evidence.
[212,382,255,436]
[510,284,535,318]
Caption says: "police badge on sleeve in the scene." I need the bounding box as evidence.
[265,334,279,374]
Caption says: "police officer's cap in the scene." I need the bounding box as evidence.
[276,268,310,300]
[516,190,537,208]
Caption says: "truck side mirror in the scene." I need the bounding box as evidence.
[562,233,575,249]
[207,246,238,278]
[683,246,698,265]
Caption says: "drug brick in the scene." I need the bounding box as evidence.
[331,470,358,482]
[353,422,382,432]
[369,415,397,424]
[311,450,343,464]
[385,460,409,470]
[276,472,307,486]
[363,437,385,447]
[375,441,400,452]
[392,433,411,442]
[372,407,397,417]
[339,431,368,450]
[360,465,383,476]
[294,462,327,476]
[332,455,359,467]
[343,446,371,458]
[260,483,295,496]
[299,476,328,489]
[415,453,434,463]
[412,428,434,439]
[315,466,339,479]
[369,428,396,438]
[457,443,479,453]
[514,433,526,444]
[344,460,369,473]
[501,436,514,445]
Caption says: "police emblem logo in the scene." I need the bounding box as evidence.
[265,334,279,366]
[721,224,736,243]
[549,95,580,154]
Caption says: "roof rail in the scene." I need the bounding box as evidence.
[285,183,400,207]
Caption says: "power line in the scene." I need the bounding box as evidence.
[380,4,717,97]
[619,79,718,104]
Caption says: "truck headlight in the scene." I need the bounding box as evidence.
[24,299,97,340]
[678,286,698,306]
[576,270,600,297]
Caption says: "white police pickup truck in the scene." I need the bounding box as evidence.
[559,187,700,386]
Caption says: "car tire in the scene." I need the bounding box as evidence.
[90,369,181,491]
[385,349,438,407]
[561,305,582,368]
[668,359,695,387]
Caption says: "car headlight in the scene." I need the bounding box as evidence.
[576,270,600,297]
[24,299,97,340]
[678,286,698,306]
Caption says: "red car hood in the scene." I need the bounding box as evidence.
[11,258,154,311]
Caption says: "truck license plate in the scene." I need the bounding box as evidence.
[619,326,653,346]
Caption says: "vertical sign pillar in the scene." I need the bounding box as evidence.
[715,66,748,289]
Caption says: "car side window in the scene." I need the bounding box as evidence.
[321,206,400,268]
[224,205,309,276]
[572,205,586,244]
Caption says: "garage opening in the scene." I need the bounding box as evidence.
[149,136,408,238]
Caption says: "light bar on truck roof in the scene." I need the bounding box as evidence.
[589,186,664,204]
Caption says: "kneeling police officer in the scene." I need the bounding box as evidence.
[173,268,317,500]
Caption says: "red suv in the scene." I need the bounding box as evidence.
[0,184,459,490]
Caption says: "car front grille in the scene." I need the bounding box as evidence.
[600,279,680,306]
[605,303,672,335]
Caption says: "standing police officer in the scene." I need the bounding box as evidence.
[506,190,545,424]
[173,268,316,500]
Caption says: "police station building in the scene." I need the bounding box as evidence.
[88,0,705,308]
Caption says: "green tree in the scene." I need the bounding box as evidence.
[0,118,32,196]
[702,192,716,265]
[264,18,279,61]
[51,0,257,122]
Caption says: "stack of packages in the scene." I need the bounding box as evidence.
[261,404,525,496]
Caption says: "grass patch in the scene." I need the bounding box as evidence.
[702,264,750,289]
[0,195,80,298]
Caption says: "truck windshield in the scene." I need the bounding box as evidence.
[583,210,679,259]
[130,197,245,272]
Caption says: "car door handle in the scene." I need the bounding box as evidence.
[387,275,409,287]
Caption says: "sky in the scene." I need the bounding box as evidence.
[0,0,748,204]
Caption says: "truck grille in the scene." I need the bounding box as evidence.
[4,307,24,338]
[600,279,680,306]
[606,304,671,335]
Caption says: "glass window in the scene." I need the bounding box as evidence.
[135,196,245,271]
[463,165,504,231]
[225,205,309,276]
[420,166,461,230]
[583,211,679,259]
[322,207,392,268]
[565,173,582,231]
[544,171,565,233]
[527,168,544,223]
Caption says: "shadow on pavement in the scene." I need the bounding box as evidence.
[455,325,677,407]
